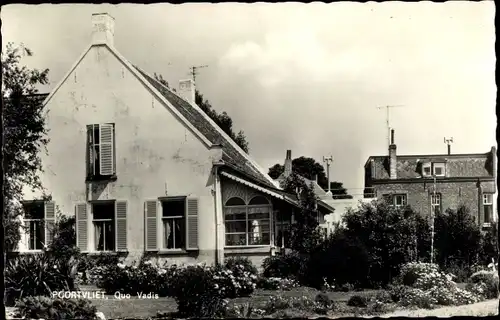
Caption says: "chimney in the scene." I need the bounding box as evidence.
[209,144,223,164]
[447,144,451,155]
[91,13,115,46]
[179,79,195,104]
[389,129,397,179]
[284,150,292,178]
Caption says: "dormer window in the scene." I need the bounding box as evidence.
[422,162,432,177]
[433,163,446,177]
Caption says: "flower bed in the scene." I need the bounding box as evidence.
[393,262,485,309]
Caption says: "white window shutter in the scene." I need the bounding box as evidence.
[76,203,88,252]
[185,197,199,250]
[44,201,56,247]
[145,200,158,251]
[99,123,114,176]
[87,125,94,177]
[115,201,127,251]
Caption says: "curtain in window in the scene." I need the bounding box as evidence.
[95,223,103,250]
[163,219,172,249]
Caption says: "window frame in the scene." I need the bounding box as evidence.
[422,162,432,177]
[92,201,116,252]
[160,198,187,251]
[430,193,442,216]
[22,201,46,251]
[393,194,407,209]
[274,210,292,248]
[432,162,446,177]
[87,123,116,181]
[483,193,494,226]
[224,196,272,247]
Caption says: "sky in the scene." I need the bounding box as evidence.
[1,2,496,194]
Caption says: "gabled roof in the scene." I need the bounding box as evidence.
[41,42,278,190]
[133,66,277,189]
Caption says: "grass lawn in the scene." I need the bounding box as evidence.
[83,285,383,319]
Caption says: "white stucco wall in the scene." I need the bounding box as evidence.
[22,44,217,263]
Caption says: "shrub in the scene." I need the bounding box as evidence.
[15,296,98,320]
[399,288,437,309]
[256,276,299,291]
[263,295,321,315]
[223,302,266,318]
[338,282,355,292]
[387,284,411,303]
[397,262,440,287]
[434,206,482,273]
[5,254,73,306]
[373,290,393,304]
[347,295,368,308]
[315,292,335,312]
[80,254,121,285]
[170,265,228,318]
[341,201,430,287]
[395,262,483,308]
[221,258,258,297]
[225,256,258,276]
[469,270,499,299]
[262,252,308,281]
[307,230,370,289]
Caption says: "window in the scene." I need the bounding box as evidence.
[224,196,272,246]
[23,201,45,250]
[432,163,446,177]
[431,193,441,216]
[274,210,292,248]
[87,123,115,179]
[92,202,115,251]
[393,194,407,208]
[161,199,186,250]
[422,162,432,177]
[483,194,494,225]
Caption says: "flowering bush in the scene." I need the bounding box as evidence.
[395,262,484,308]
[469,270,499,299]
[220,259,258,297]
[256,276,300,291]
[170,264,229,318]
[223,302,266,318]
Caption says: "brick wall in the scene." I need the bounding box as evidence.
[373,180,495,225]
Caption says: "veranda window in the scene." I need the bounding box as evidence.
[225,196,272,246]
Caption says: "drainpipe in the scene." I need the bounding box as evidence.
[213,165,224,265]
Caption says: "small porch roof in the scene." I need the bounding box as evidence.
[219,170,299,207]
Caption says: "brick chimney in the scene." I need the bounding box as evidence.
[91,13,115,46]
[283,150,292,178]
[389,129,397,179]
[179,79,195,104]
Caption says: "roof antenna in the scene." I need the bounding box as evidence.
[189,65,208,83]
[444,137,454,155]
[377,105,406,150]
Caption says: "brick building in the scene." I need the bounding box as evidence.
[364,130,497,228]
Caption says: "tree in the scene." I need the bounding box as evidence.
[434,206,482,274]
[268,156,353,199]
[2,43,49,253]
[153,73,250,153]
[281,172,323,254]
[341,200,430,287]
